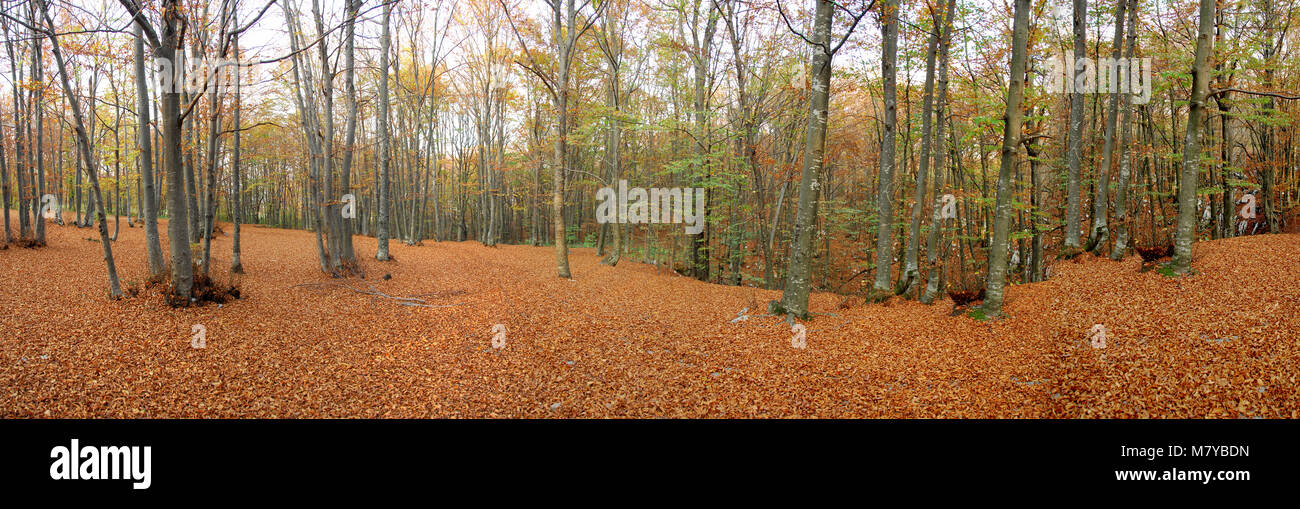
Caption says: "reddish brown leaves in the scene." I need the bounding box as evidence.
[1,220,1297,418]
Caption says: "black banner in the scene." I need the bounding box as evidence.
[0,419,1290,499]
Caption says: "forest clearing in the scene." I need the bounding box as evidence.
[0,0,1297,424]
[2,214,1296,418]
[5,0,1300,497]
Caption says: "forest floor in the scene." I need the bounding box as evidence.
[1,213,1297,418]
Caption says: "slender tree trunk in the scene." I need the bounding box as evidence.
[921,0,956,304]
[112,89,122,241]
[231,11,244,273]
[902,2,942,297]
[1086,0,1127,254]
[981,0,1031,317]
[38,0,122,297]
[872,0,900,296]
[1171,0,1216,274]
[184,85,200,244]
[5,26,30,241]
[337,0,360,267]
[0,108,9,243]
[31,7,45,246]
[199,7,229,278]
[550,0,580,279]
[1109,0,1138,260]
[774,0,835,318]
[1261,30,1279,233]
[1064,0,1087,254]
[376,0,392,261]
[601,67,623,265]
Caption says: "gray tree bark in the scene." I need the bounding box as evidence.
[231,9,243,273]
[30,3,45,246]
[122,0,195,300]
[39,0,123,297]
[902,1,942,297]
[981,0,1031,317]
[338,0,359,266]
[376,0,393,261]
[1171,0,1217,274]
[872,0,900,296]
[1086,0,1128,254]
[921,0,956,304]
[1064,0,1087,254]
[1109,0,1138,260]
[598,6,626,266]
[1,20,26,241]
[774,0,836,318]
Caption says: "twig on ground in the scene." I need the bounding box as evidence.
[293,281,460,307]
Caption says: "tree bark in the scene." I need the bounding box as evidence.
[1085,0,1127,254]
[376,0,393,261]
[1109,0,1138,260]
[921,0,956,304]
[338,0,360,266]
[39,0,123,297]
[774,0,835,318]
[902,1,942,297]
[1171,0,1216,274]
[1064,0,1087,254]
[231,9,244,273]
[981,0,1031,317]
[872,0,900,296]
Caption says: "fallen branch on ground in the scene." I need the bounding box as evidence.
[292,281,465,308]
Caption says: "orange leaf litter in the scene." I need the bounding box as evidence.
[2,219,1297,418]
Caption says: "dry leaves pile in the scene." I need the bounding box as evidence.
[1,220,1297,418]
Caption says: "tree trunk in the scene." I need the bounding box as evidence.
[1109,0,1138,260]
[39,0,122,297]
[231,10,244,273]
[155,1,195,300]
[550,0,579,279]
[1171,0,1216,274]
[2,21,28,241]
[376,0,392,261]
[902,2,942,297]
[338,0,360,266]
[1064,0,1087,254]
[1085,0,1127,254]
[31,6,45,246]
[872,0,900,296]
[921,0,956,304]
[981,0,1031,317]
[774,0,834,318]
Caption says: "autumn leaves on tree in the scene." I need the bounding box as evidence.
[2,0,1297,319]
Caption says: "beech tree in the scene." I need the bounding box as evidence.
[37,0,123,297]
[122,0,196,302]
[981,0,1031,318]
[1171,0,1218,274]
[5,0,1297,312]
[771,0,869,319]
[871,0,899,298]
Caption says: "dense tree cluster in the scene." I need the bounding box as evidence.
[2,0,1297,316]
